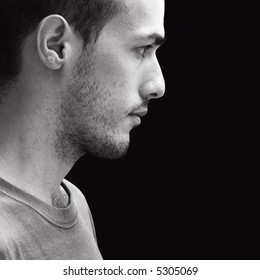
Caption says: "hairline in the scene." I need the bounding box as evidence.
[82,0,129,49]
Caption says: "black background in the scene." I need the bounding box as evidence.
[67,1,257,260]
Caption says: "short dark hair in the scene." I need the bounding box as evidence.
[0,0,123,93]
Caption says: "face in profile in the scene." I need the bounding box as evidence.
[61,0,166,159]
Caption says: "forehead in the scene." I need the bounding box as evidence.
[103,0,165,39]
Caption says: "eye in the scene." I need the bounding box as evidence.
[137,45,153,58]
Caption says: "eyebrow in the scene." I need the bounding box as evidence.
[147,33,167,46]
[135,33,167,46]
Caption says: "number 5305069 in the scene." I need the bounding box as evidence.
[157,267,198,276]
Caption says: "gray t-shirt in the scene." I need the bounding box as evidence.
[0,177,102,260]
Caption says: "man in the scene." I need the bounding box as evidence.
[0,0,165,259]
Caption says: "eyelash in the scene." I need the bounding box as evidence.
[138,45,154,58]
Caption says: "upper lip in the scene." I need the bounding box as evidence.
[129,109,148,118]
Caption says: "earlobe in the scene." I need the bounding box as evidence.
[37,15,72,70]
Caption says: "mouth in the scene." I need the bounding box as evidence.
[129,109,148,118]
[127,106,148,128]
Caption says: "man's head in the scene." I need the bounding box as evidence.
[0,0,165,161]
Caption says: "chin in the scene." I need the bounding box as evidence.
[97,141,130,159]
[83,133,130,160]
[106,135,130,159]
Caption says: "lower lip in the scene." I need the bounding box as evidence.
[129,115,141,125]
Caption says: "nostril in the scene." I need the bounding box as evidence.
[151,93,158,98]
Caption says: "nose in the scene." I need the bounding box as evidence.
[139,57,166,101]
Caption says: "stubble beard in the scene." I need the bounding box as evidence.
[55,51,130,164]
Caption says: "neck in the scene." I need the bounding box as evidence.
[0,88,78,207]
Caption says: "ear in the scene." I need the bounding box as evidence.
[37,15,72,70]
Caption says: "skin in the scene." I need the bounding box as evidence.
[0,0,165,206]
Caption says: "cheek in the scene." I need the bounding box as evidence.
[75,77,127,131]
[94,47,137,93]
[97,82,130,123]
[93,67,135,120]
[97,74,138,122]
[74,50,140,130]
